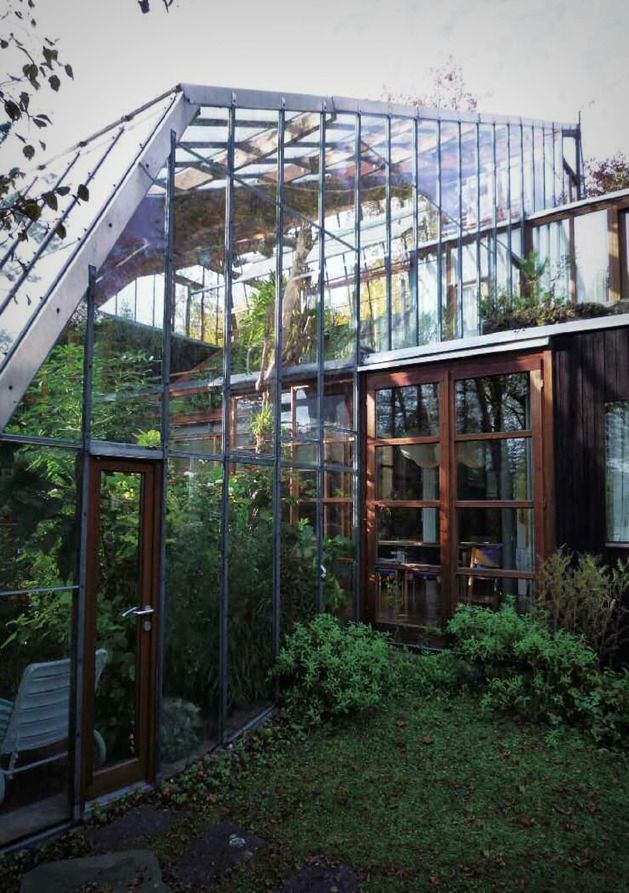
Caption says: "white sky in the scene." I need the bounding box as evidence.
[16,0,629,161]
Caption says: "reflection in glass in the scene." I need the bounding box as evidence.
[376,444,439,500]
[93,470,142,769]
[457,507,534,572]
[376,382,440,438]
[457,438,531,500]
[0,443,77,843]
[456,574,533,613]
[163,459,222,769]
[606,401,629,543]
[574,210,609,303]
[376,565,440,628]
[227,464,274,734]
[455,373,530,433]
[376,506,440,564]
[4,302,85,441]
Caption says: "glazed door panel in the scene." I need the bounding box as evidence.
[82,458,160,800]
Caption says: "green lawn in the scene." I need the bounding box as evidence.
[155,691,629,892]
[2,691,628,892]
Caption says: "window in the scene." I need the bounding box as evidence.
[606,401,629,543]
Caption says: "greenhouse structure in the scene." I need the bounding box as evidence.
[0,83,628,848]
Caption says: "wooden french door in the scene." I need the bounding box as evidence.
[82,458,161,800]
[364,352,551,638]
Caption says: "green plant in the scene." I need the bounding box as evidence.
[538,548,629,667]
[160,697,204,763]
[447,600,597,724]
[272,614,393,726]
[447,600,629,746]
[479,251,614,334]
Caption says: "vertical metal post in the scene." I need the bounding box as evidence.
[475,122,481,332]
[154,130,176,774]
[353,112,362,622]
[541,126,547,208]
[219,103,236,744]
[507,125,513,296]
[316,108,326,613]
[272,106,285,656]
[436,119,443,339]
[551,124,557,206]
[71,265,96,819]
[531,125,537,213]
[412,115,420,346]
[575,113,584,199]
[457,121,463,338]
[385,115,392,351]
[491,123,498,293]
[354,113,362,365]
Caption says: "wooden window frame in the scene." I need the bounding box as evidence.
[364,350,553,632]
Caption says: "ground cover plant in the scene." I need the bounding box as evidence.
[0,675,627,892]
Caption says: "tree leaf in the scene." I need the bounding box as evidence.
[56,185,70,196]
[23,201,41,221]
[48,74,61,92]
[77,183,89,202]
[4,100,21,121]
[55,222,67,239]
[22,144,35,160]
[65,64,74,79]
[44,191,58,211]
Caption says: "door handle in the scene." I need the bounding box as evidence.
[121,604,155,618]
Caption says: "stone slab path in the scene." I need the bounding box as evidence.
[174,819,265,886]
[20,849,171,893]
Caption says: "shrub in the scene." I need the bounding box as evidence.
[392,649,462,696]
[538,548,629,667]
[272,614,393,725]
[447,601,629,746]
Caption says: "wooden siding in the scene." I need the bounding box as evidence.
[553,324,629,558]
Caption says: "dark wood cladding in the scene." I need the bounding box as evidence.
[553,324,629,558]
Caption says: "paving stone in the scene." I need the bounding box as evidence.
[174,819,265,886]
[88,804,176,852]
[20,849,171,893]
[275,861,360,892]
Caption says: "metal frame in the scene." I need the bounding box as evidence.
[0,81,610,852]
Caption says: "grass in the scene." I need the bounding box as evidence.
[2,691,628,892]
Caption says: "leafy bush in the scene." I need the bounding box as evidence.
[272,615,393,725]
[538,548,629,667]
[392,649,462,697]
[448,600,597,725]
[447,601,629,746]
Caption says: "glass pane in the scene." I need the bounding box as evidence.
[376,444,440,500]
[574,210,610,304]
[4,300,85,441]
[93,470,143,769]
[359,116,388,352]
[457,438,531,500]
[169,108,227,454]
[227,464,274,734]
[162,458,221,771]
[606,401,629,542]
[455,575,534,613]
[376,382,440,438]
[376,565,440,628]
[92,174,167,446]
[280,467,318,633]
[457,507,534,572]
[455,372,530,434]
[376,506,440,564]
[0,443,77,844]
